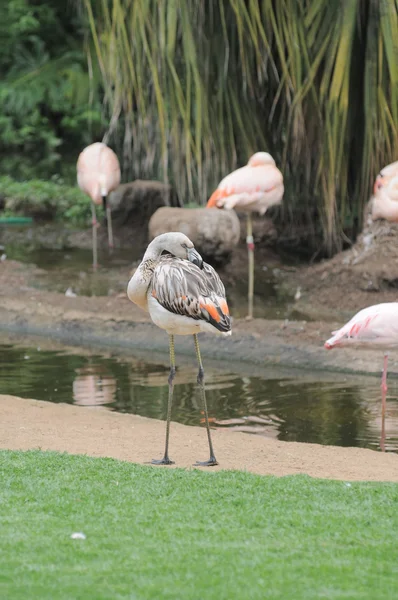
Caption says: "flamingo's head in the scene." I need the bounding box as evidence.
[374,174,386,195]
[248,152,276,167]
[154,232,204,268]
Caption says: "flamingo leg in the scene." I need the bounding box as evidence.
[380,353,388,452]
[152,334,176,465]
[106,206,114,251]
[246,213,254,320]
[102,195,114,252]
[91,203,98,270]
[193,334,218,466]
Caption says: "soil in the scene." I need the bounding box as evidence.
[2,394,398,482]
[291,216,398,318]
[2,214,398,481]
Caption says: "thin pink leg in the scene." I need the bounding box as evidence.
[380,354,388,452]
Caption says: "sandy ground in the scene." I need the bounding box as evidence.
[2,394,398,482]
[3,220,398,481]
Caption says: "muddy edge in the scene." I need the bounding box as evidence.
[0,298,393,380]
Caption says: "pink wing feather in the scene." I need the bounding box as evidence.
[207,163,283,215]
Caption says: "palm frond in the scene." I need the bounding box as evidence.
[81,0,398,253]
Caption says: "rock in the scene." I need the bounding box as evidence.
[109,180,176,228]
[148,207,240,264]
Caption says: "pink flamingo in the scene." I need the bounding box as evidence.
[371,160,398,222]
[77,142,121,268]
[206,152,284,319]
[324,302,398,450]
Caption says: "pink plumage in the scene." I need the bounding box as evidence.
[372,160,398,223]
[205,152,284,319]
[77,142,121,205]
[76,142,121,268]
[324,302,398,451]
[324,303,398,350]
[206,152,284,215]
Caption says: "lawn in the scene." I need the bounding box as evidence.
[0,450,397,600]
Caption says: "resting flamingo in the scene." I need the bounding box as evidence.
[371,160,398,222]
[77,142,121,269]
[324,302,398,450]
[127,232,231,466]
[206,152,284,319]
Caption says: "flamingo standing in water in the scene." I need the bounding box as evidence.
[371,160,398,222]
[127,232,231,466]
[77,142,121,269]
[324,302,398,450]
[206,152,284,319]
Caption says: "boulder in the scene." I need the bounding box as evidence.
[148,207,240,264]
[109,180,176,228]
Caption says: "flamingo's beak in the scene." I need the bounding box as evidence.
[188,247,203,269]
[324,342,333,350]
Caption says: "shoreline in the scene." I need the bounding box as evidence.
[0,289,393,379]
[2,394,398,482]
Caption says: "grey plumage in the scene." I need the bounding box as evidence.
[151,256,231,333]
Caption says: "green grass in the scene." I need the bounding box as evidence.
[1,450,398,599]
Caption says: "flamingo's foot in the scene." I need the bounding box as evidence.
[194,457,219,467]
[151,457,175,466]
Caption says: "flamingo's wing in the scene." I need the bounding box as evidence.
[207,165,283,212]
[151,256,231,333]
[99,146,121,192]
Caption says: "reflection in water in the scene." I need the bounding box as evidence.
[72,365,117,407]
[1,342,398,453]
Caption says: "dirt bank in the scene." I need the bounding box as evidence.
[2,394,398,481]
[1,255,397,378]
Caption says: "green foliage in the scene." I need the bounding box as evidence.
[0,1,105,182]
[1,449,398,599]
[0,176,101,226]
[82,0,398,253]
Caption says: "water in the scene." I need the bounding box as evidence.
[3,236,305,319]
[1,342,397,453]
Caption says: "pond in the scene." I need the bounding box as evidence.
[2,230,307,320]
[1,341,397,453]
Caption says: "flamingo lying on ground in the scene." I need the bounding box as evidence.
[206,152,284,319]
[127,232,231,466]
[371,160,398,222]
[324,302,398,450]
[77,142,121,269]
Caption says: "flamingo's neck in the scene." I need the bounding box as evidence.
[127,238,164,310]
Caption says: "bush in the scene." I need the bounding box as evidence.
[0,176,103,226]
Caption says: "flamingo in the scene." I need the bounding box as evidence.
[206,152,284,319]
[77,142,121,269]
[372,160,398,222]
[127,232,231,466]
[324,302,398,451]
